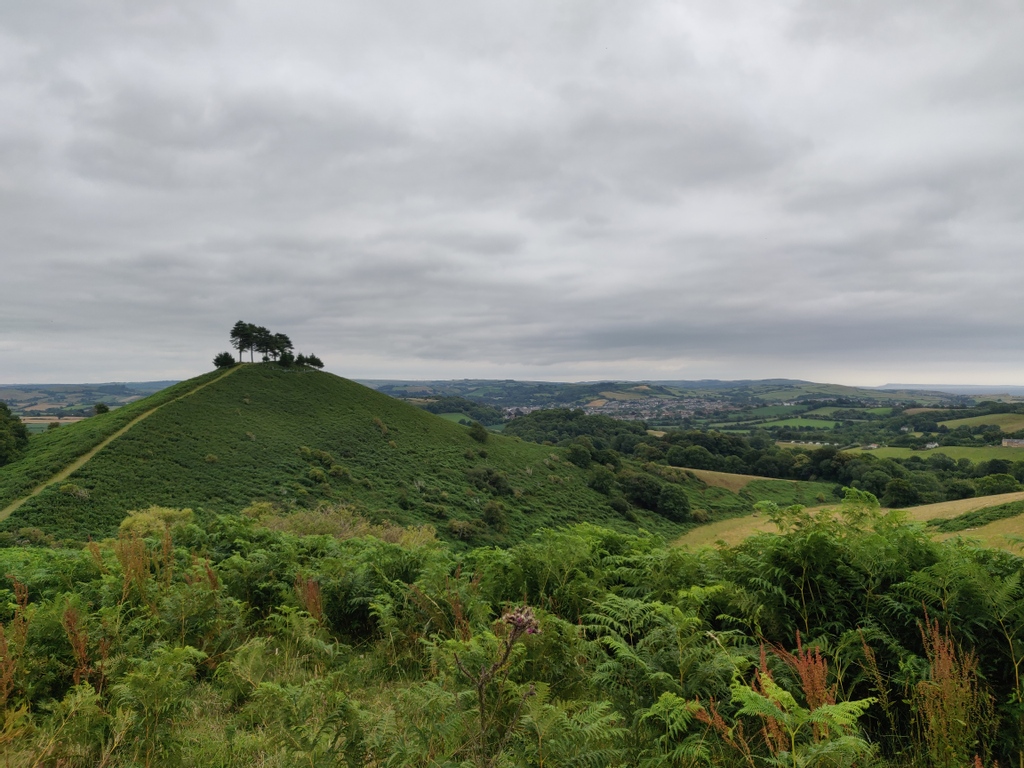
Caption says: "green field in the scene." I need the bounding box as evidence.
[939,412,1024,432]
[742,405,806,418]
[765,417,838,429]
[850,445,1024,461]
[804,406,893,417]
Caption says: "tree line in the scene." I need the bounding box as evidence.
[214,321,324,370]
[505,408,1024,507]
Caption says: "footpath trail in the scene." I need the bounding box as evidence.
[0,365,241,521]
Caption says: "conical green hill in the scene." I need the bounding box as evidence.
[0,365,660,543]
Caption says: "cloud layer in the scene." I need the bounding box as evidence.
[2,1,1023,384]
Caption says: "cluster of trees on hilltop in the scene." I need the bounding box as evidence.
[0,401,29,467]
[2,494,1024,766]
[214,320,324,370]
[507,408,1024,507]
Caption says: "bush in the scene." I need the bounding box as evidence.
[565,443,592,468]
[656,483,691,522]
[468,421,489,444]
[482,500,508,533]
[619,470,662,511]
[588,466,616,495]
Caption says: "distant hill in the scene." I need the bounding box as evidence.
[0,380,180,418]
[879,383,1024,397]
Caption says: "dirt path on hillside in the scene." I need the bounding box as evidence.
[0,366,241,521]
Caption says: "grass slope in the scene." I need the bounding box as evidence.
[0,365,667,543]
[0,371,226,511]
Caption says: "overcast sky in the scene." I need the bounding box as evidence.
[2,1,1023,386]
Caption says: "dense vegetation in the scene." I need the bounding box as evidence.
[0,402,29,468]
[2,491,1022,766]
[417,396,505,427]
[506,409,1024,508]
[0,372,227,511]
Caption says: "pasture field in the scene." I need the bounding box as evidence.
[848,445,1024,461]
[938,412,1024,432]
[744,405,806,418]
[673,490,1024,552]
[898,491,1024,523]
[685,468,761,492]
[804,406,893,417]
[19,416,87,434]
[436,412,474,423]
[939,515,1024,550]
[764,417,838,429]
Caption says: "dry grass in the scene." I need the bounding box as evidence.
[598,390,646,401]
[900,491,1024,523]
[939,516,1024,550]
[938,413,1024,432]
[672,491,1024,552]
[673,514,777,549]
[687,468,763,493]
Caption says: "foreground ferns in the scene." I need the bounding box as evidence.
[1,498,1023,765]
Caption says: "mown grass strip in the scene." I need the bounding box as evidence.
[928,500,1024,533]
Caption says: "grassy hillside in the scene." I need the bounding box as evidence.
[1,365,686,543]
[0,371,226,510]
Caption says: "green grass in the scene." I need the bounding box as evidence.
[0,366,678,544]
[0,371,225,511]
[750,405,805,417]
[436,412,474,423]
[765,418,838,429]
[848,446,1024,461]
[804,406,893,417]
[928,500,1024,533]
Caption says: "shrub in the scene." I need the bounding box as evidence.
[213,351,236,368]
[119,506,194,537]
[656,483,691,522]
[619,470,662,511]
[482,500,508,533]
[468,421,489,444]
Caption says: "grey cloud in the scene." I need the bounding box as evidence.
[1,0,1023,384]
